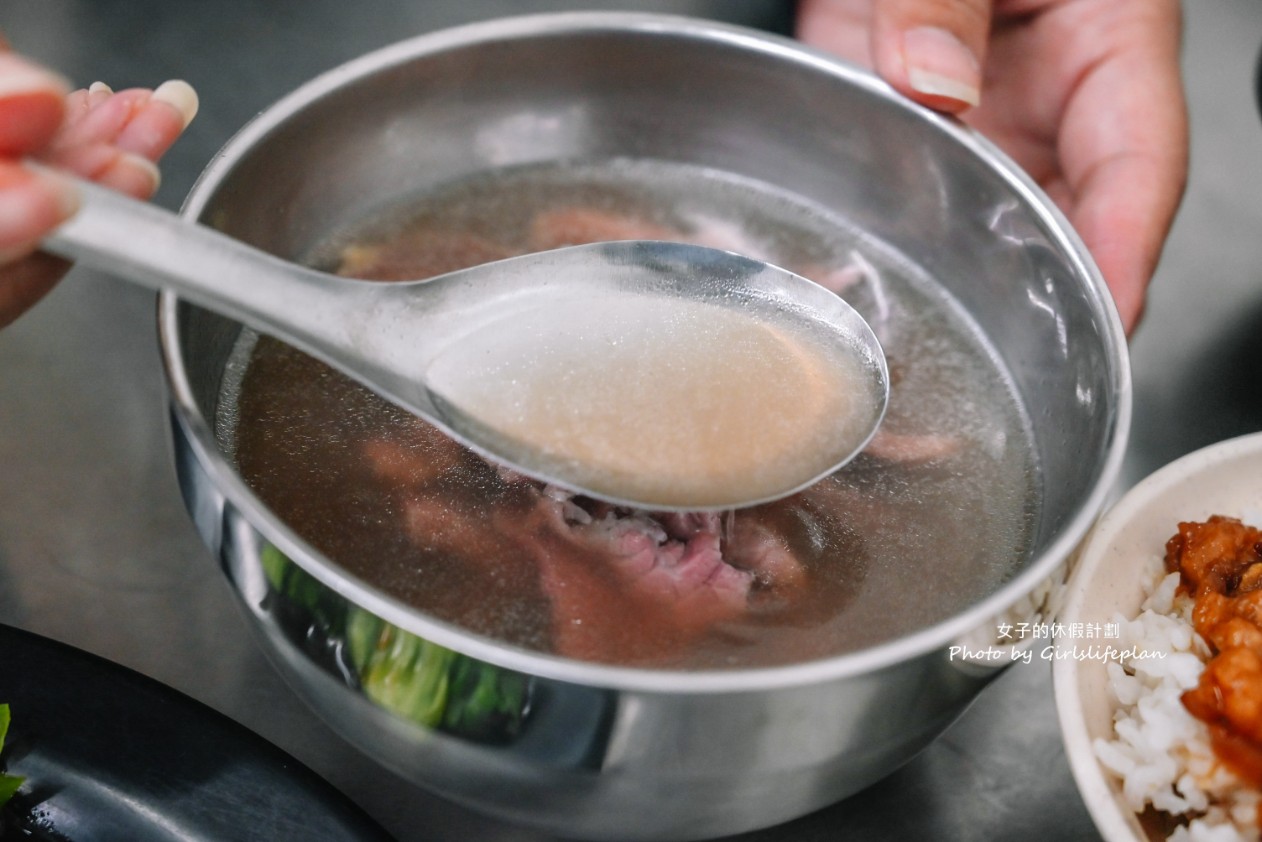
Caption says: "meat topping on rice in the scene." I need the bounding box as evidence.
[1168,517,1262,792]
[1096,516,1262,841]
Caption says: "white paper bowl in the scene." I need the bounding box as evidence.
[1054,432,1262,841]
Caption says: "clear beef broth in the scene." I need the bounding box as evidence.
[223,160,1038,670]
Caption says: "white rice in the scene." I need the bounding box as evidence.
[1094,556,1260,841]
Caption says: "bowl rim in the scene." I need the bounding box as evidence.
[1052,431,1262,842]
[158,10,1132,694]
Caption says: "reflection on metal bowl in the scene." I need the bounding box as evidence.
[159,13,1130,840]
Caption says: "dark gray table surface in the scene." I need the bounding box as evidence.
[1,1,1259,840]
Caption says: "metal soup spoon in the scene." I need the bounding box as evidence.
[42,176,889,511]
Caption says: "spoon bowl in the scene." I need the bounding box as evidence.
[42,175,888,510]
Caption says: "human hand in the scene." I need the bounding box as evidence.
[796,0,1188,334]
[0,40,198,329]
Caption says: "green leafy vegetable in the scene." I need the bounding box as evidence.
[347,608,531,740]
[0,704,23,808]
[441,652,532,741]
[262,545,532,741]
[354,617,455,727]
[262,544,347,632]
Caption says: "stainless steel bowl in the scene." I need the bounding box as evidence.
[159,13,1130,840]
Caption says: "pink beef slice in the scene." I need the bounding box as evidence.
[520,498,753,665]
[338,229,514,281]
[863,429,961,464]
[363,429,810,666]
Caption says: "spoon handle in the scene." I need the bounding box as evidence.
[38,171,362,361]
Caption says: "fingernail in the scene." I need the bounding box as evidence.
[903,27,981,108]
[0,53,71,99]
[151,79,199,129]
[88,81,113,95]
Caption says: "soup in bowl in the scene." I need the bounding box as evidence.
[161,13,1129,840]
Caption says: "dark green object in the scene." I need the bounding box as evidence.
[262,545,532,741]
[0,703,23,807]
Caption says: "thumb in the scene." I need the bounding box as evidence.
[869,0,992,113]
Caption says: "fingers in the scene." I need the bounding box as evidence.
[1073,175,1169,333]
[798,0,1185,334]
[797,0,992,113]
[0,51,70,156]
[796,0,875,67]
[1070,135,1187,335]
[0,46,199,327]
[43,79,197,202]
[869,0,992,112]
[51,79,197,165]
[0,163,79,326]
[42,141,161,198]
[2,77,197,262]
[0,161,79,263]
[0,161,77,329]
[1057,0,1187,333]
